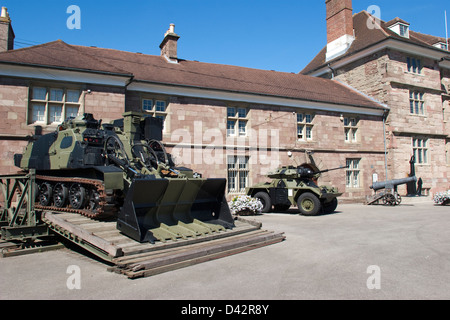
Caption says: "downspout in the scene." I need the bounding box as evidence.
[125,75,134,88]
[82,88,91,114]
[383,109,388,181]
[327,63,335,79]
[124,75,135,112]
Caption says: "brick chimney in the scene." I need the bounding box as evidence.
[0,7,14,52]
[325,0,354,61]
[159,23,180,63]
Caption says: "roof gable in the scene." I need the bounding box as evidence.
[301,11,450,75]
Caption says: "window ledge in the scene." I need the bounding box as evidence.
[404,71,425,77]
[408,113,427,118]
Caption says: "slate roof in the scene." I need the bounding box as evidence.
[301,11,450,75]
[0,38,386,110]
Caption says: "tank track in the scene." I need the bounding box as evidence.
[34,175,118,220]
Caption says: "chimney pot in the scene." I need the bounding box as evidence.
[160,23,180,63]
[1,7,7,18]
[0,6,14,51]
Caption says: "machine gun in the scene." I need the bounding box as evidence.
[367,176,417,206]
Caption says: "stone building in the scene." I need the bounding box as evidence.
[302,0,450,195]
[0,7,389,202]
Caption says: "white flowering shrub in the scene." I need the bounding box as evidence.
[433,190,450,205]
[228,195,263,215]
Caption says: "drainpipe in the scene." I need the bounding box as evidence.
[125,75,134,88]
[382,110,388,181]
[124,76,135,112]
[327,63,335,79]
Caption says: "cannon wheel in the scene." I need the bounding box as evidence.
[395,194,402,205]
[382,193,397,206]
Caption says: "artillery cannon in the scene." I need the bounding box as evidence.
[367,176,417,206]
[246,165,346,215]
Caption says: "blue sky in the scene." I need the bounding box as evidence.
[1,0,449,73]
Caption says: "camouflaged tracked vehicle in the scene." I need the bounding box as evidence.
[246,165,346,216]
[15,112,234,243]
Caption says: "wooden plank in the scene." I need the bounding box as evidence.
[115,231,286,278]
[59,216,94,225]
[91,229,123,239]
[42,212,123,258]
[126,231,284,272]
[56,214,116,231]
[74,221,117,231]
[113,229,271,266]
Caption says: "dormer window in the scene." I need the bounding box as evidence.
[387,19,410,39]
[399,24,409,37]
[433,42,448,51]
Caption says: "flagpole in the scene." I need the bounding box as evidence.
[446,10,449,50]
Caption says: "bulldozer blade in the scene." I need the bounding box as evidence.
[116,177,235,243]
[189,178,235,228]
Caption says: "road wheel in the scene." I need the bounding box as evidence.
[322,197,338,214]
[254,191,272,213]
[69,183,87,209]
[297,192,321,216]
[88,188,101,212]
[39,182,53,206]
[53,183,68,208]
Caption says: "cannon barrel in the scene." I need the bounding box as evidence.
[314,165,349,175]
[370,176,417,191]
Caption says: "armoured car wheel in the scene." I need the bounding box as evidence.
[53,183,68,208]
[322,197,338,214]
[297,192,321,216]
[254,191,272,213]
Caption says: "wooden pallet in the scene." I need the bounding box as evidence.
[42,212,285,278]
